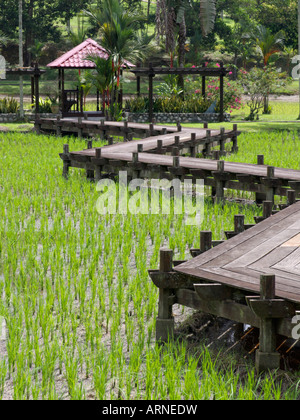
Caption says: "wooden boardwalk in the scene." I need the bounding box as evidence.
[57,119,300,202]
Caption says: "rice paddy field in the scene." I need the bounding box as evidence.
[0,128,300,400]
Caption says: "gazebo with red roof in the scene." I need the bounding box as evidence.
[47,38,134,117]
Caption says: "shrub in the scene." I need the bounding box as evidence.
[0,97,19,114]
[31,97,52,113]
[126,95,212,114]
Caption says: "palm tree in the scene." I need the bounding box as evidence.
[85,0,148,86]
[254,25,285,113]
[155,0,216,91]
[85,55,114,113]
[84,0,155,119]
[255,25,285,66]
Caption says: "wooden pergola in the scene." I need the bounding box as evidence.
[5,64,45,115]
[131,63,229,122]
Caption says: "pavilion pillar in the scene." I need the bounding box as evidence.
[219,62,224,122]
[202,62,206,99]
[58,68,63,114]
[148,62,154,123]
[31,76,35,105]
[137,62,141,97]
[34,63,40,117]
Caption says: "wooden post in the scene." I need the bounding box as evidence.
[156,248,174,342]
[132,152,139,163]
[56,115,62,136]
[287,189,296,206]
[62,144,70,178]
[78,117,83,138]
[95,149,102,181]
[266,166,275,203]
[173,156,180,168]
[255,274,281,372]
[123,120,128,142]
[203,130,211,157]
[263,201,273,219]
[157,139,163,153]
[256,155,266,204]
[172,147,179,156]
[200,231,212,252]
[219,127,225,156]
[231,124,238,153]
[174,136,180,147]
[234,214,245,233]
[148,63,154,123]
[257,155,264,165]
[212,150,220,160]
[190,133,196,157]
[214,160,225,202]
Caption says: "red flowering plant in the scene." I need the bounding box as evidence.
[185,64,244,114]
[205,78,243,113]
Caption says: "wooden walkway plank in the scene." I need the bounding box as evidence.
[175,201,300,304]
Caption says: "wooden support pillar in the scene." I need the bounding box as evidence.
[287,189,296,206]
[86,140,94,180]
[190,133,196,157]
[263,201,273,219]
[256,155,266,204]
[234,214,245,233]
[214,160,225,203]
[156,248,175,342]
[123,120,128,142]
[254,275,281,372]
[78,117,83,138]
[62,144,70,178]
[200,231,212,253]
[219,127,225,156]
[231,124,238,153]
[190,231,212,257]
[203,130,211,157]
[56,115,62,136]
[265,166,275,203]
[157,139,163,154]
[95,148,102,181]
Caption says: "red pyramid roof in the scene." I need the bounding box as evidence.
[47,38,134,69]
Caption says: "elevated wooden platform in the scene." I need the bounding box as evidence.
[175,201,300,304]
[149,202,300,371]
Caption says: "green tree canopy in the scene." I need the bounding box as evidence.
[0,0,90,65]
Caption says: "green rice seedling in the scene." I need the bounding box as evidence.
[0,359,7,400]
[0,131,300,400]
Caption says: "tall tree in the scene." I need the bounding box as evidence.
[0,0,90,65]
[155,0,216,68]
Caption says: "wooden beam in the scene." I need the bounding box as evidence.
[194,283,232,301]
